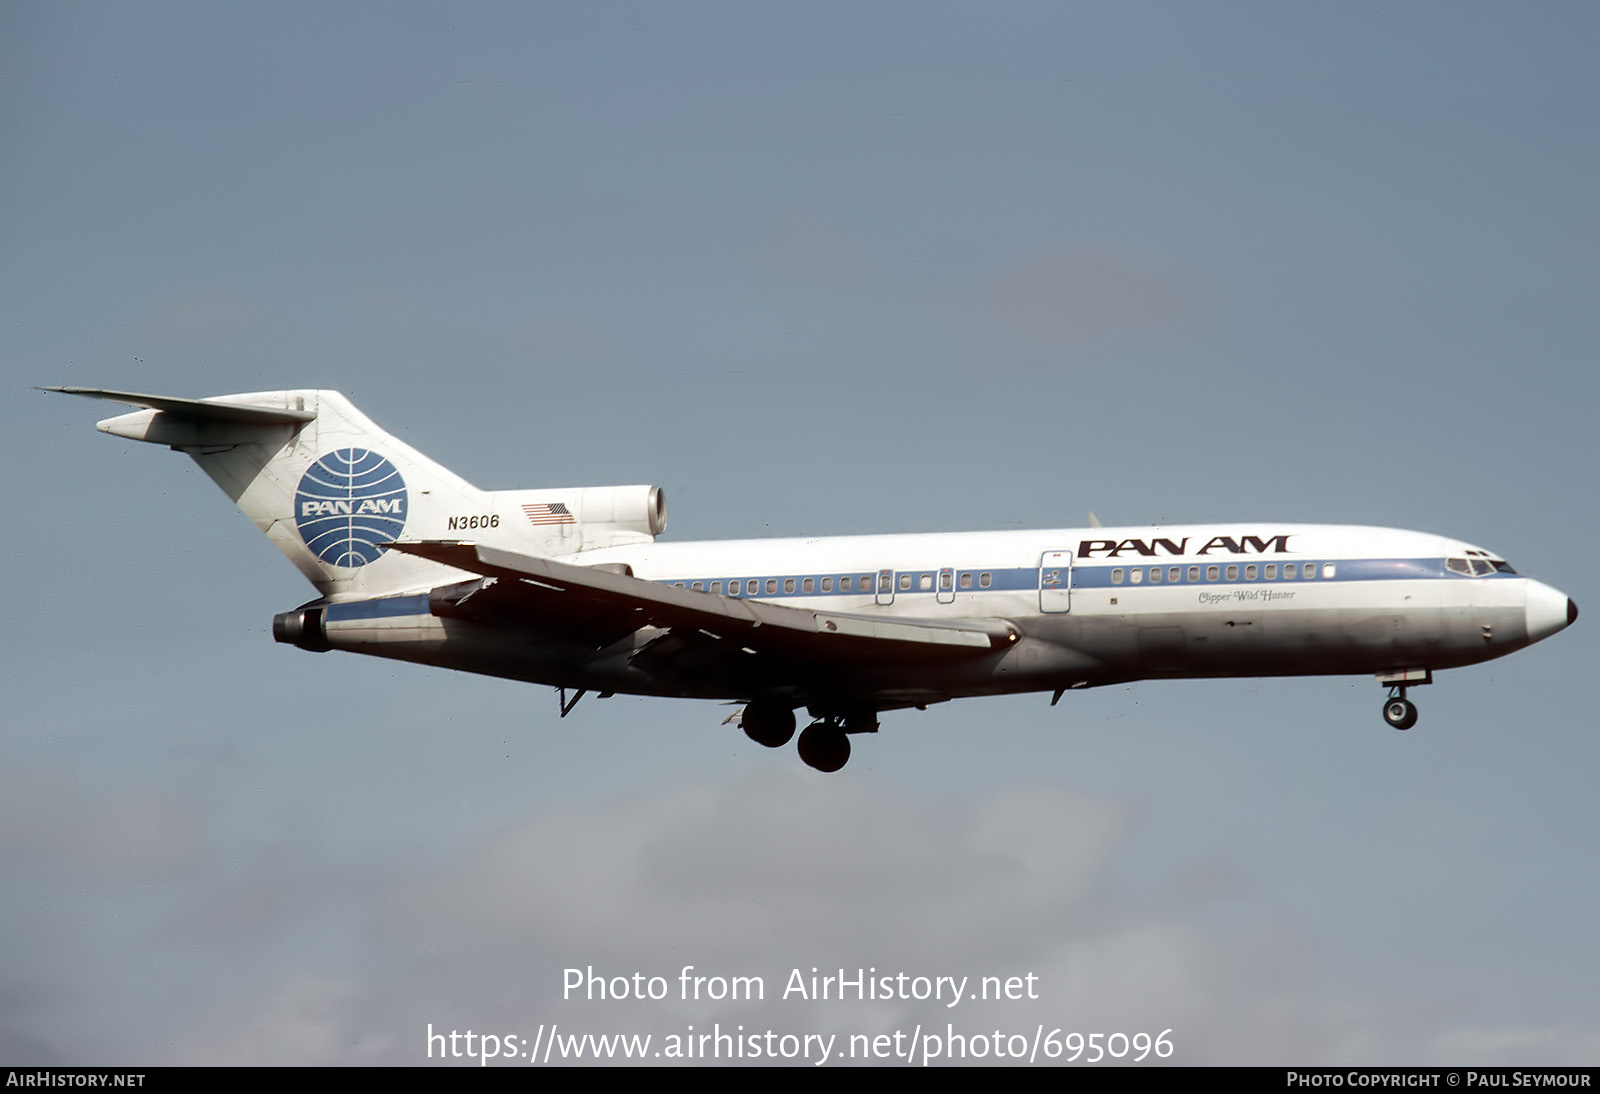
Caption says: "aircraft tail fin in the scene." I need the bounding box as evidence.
[50,387,486,598]
[51,387,667,600]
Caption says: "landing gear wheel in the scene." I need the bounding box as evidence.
[1383,698,1418,731]
[741,701,796,748]
[797,721,851,772]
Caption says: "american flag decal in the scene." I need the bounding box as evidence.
[522,502,575,526]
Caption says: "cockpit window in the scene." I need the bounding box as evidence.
[1450,556,1507,576]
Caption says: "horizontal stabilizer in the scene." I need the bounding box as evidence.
[42,386,317,425]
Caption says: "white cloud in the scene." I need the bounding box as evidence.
[177,976,393,1066]
[152,772,1600,1065]
[0,767,197,875]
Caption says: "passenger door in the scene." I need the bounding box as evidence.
[1039,550,1072,613]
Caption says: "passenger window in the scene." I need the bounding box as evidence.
[1188,566,1200,582]
[939,571,952,591]
[763,579,774,594]
[865,575,876,591]
[1130,568,1143,584]
[726,582,738,597]
[822,577,833,592]
[1111,568,1124,585]
[1150,567,1162,583]
[1245,565,1257,580]
[1207,566,1219,581]
[919,574,932,590]
[1303,565,1315,580]
[1225,565,1238,581]
[1264,564,1276,580]
[674,582,685,588]
[784,578,795,593]
[959,573,972,589]
[692,581,703,591]
[1169,567,1181,583]
[802,578,813,593]
[1323,563,1336,579]
[711,581,722,594]
[747,579,759,594]
[980,572,992,588]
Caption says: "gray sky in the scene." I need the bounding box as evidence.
[4,2,1597,1065]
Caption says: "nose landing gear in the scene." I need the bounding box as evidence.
[1382,691,1419,730]
[1376,670,1430,732]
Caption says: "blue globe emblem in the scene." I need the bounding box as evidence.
[294,449,408,568]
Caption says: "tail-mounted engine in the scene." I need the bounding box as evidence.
[272,605,331,652]
[495,484,666,549]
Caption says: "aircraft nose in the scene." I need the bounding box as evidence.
[1525,580,1576,644]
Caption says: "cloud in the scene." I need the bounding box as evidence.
[1423,1027,1600,1067]
[176,975,394,1066]
[402,772,1129,969]
[134,773,1600,1064]
[0,767,197,876]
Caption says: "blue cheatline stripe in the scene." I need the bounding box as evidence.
[313,557,1517,620]
[651,557,1516,601]
[325,594,431,622]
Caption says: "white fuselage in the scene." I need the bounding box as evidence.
[317,521,1572,708]
[55,388,1577,763]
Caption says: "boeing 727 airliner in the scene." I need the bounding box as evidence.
[50,387,1577,772]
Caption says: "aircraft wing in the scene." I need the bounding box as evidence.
[388,540,1015,661]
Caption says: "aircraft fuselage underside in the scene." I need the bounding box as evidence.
[291,576,1540,713]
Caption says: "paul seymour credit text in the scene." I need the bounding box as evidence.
[425,966,1177,1064]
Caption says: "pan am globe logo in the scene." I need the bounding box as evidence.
[294,448,408,568]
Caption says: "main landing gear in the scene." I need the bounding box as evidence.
[798,721,851,773]
[739,700,876,772]
[739,700,795,749]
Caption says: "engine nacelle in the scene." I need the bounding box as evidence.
[566,484,667,536]
[272,605,331,652]
[495,484,666,549]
